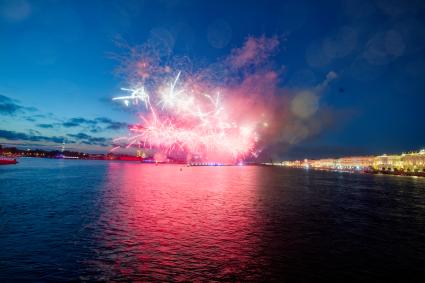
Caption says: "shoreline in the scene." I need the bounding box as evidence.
[267,164,425,178]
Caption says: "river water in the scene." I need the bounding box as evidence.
[1,158,424,281]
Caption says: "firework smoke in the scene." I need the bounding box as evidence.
[111,36,337,163]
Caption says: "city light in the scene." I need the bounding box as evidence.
[277,149,425,175]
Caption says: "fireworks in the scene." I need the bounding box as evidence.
[112,86,150,107]
[112,71,260,162]
[109,36,292,163]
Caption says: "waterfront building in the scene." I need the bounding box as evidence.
[336,156,374,170]
[281,149,425,174]
[400,150,425,172]
[309,156,374,170]
[373,150,425,172]
[310,158,337,169]
[373,154,403,171]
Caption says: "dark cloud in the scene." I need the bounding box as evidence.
[0,94,25,115]
[25,114,49,123]
[61,116,127,131]
[29,129,42,136]
[25,117,36,122]
[37,123,54,129]
[0,129,64,144]
[62,117,97,128]
[0,129,110,147]
[90,127,101,133]
[67,132,91,140]
[95,117,113,124]
[0,95,122,142]
[95,117,128,130]
[0,94,38,116]
[67,132,109,146]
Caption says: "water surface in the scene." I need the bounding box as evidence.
[1,158,424,281]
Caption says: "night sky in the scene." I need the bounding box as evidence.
[1,0,424,159]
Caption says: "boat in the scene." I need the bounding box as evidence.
[0,157,18,165]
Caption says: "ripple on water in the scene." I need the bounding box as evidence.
[0,159,425,281]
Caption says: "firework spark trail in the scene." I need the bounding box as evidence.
[112,70,259,161]
[113,85,150,107]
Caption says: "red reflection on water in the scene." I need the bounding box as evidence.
[94,163,264,281]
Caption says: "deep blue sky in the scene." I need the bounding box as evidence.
[0,0,424,158]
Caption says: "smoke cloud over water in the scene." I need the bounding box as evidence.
[112,36,338,162]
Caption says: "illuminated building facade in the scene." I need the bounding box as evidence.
[374,150,425,172]
[310,157,375,170]
[280,149,425,174]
